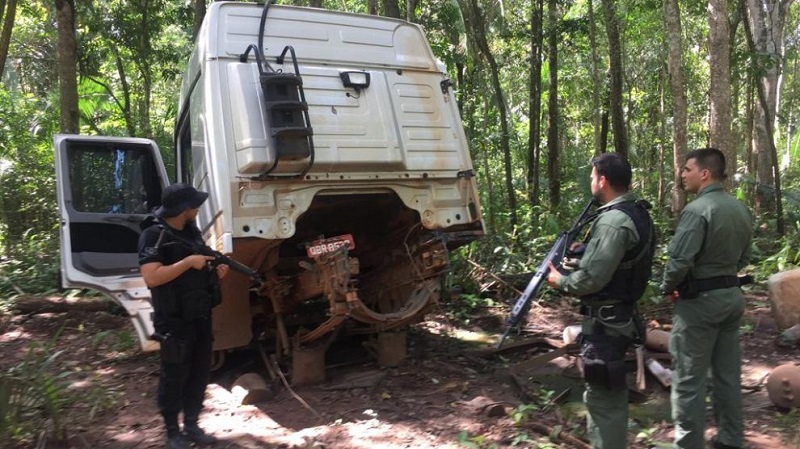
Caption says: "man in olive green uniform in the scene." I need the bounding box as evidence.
[547,153,654,449]
[661,148,752,449]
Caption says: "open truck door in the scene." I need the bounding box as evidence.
[54,134,170,351]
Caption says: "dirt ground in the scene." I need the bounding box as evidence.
[1,289,798,449]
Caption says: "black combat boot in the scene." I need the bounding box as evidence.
[165,427,190,449]
[183,422,217,446]
[710,436,741,449]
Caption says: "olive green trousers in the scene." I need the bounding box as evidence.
[670,288,745,449]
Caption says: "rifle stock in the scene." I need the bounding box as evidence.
[497,199,597,349]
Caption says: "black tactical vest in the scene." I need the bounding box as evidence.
[141,218,217,332]
[590,200,655,303]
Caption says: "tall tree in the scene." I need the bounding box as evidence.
[745,0,791,211]
[547,0,560,209]
[527,0,544,207]
[56,0,79,134]
[665,0,688,216]
[602,0,628,158]
[708,0,734,178]
[740,0,786,234]
[460,0,517,227]
[587,0,602,156]
[192,0,205,41]
[406,0,420,22]
[0,0,17,79]
[382,0,401,18]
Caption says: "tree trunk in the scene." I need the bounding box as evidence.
[382,0,401,18]
[461,0,517,227]
[588,0,602,156]
[0,0,17,80]
[741,0,785,234]
[547,0,560,210]
[406,0,420,22]
[746,0,790,211]
[368,0,378,15]
[56,0,79,134]
[138,1,153,139]
[527,0,544,208]
[745,76,754,177]
[664,0,688,217]
[112,46,136,137]
[708,0,734,181]
[602,0,627,158]
[192,0,206,42]
[658,70,666,209]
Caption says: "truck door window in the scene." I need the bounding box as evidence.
[68,144,161,215]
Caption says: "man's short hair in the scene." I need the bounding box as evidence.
[591,152,631,191]
[686,148,727,181]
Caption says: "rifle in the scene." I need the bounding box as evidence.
[497,199,598,349]
[154,223,262,283]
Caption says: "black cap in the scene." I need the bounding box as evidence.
[154,183,209,218]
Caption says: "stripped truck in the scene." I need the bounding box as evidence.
[55,1,484,382]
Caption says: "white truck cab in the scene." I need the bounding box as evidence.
[55,2,484,369]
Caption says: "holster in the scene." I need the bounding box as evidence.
[677,273,699,299]
[581,332,630,391]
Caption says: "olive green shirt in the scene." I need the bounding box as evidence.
[555,193,641,297]
[660,182,753,294]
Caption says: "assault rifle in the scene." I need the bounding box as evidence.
[151,221,262,283]
[497,199,598,349]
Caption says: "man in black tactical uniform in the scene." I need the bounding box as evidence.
[138,183,229,449]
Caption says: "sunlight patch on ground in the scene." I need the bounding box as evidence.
[417,320,498,345]
[449,328,496,344]
[199,383,466,448]
[0,328,32,342]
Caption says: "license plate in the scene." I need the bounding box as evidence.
[305,234,356,258]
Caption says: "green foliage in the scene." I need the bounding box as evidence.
[0,327,69,445]
[0,229,60,299]
[92,329,137,353]
[511,402,543,425]
[511,389,556,426]
[443,292,497,323]
[773,407,800,447]
[457,430,499,449]
[753,233,800,281]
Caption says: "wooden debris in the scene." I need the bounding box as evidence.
[13,296,114,314]
[528,422,592,449]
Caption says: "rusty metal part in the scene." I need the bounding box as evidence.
[766,363,800,409]
[295,241,440,343]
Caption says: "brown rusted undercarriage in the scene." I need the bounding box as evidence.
[226,192,480,359]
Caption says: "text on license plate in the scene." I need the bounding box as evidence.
[306,234,356,258]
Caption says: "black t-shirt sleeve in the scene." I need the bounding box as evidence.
[138,226,165,266]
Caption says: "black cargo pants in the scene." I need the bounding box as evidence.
[157,316,213,430]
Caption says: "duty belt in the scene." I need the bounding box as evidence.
[695,275,743,293]
[579,302,634,322]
